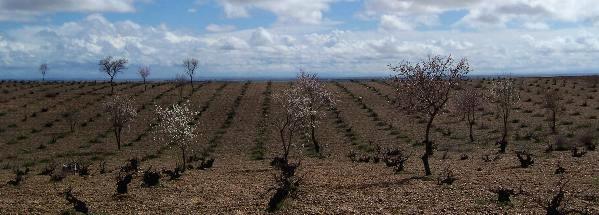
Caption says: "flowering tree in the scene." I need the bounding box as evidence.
[544,90,562,134]
[154,101,198,168]
[489,78,520,153]
[138,66,151,91]
[454,87,483,142]
[39,63,48,81]
[104,95,137,150]
[267,85,310,211]
[99,56,128,95]
[183,58,199,94]
[294,70,336,154]
[390,55,470,175]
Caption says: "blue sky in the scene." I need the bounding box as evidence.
[0,0,599,80]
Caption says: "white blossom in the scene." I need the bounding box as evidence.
[154,100,199,165]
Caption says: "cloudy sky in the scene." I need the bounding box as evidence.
[0,0,598,80]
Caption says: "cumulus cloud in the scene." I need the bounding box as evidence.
[379,15,413,31]
[205,24,236,33]
[217,0,336,24]
[0,0,140,21]
[249,27,274,46]
[361,0,599,30]
[2,12,599,79]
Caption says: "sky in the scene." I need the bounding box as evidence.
[0,0,599,80]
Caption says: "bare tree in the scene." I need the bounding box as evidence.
[138,66,151,91]
[544,90,562,134]
[182,58,199,94]
[489,77,520,153]
[174,74,187,100]
[154,101,198,168]
[293,70,336,154]
[454,87,483,142]
[39,63,49,81]
[390,55,470,175]
[99,56,128,95]
[104,95,137,150]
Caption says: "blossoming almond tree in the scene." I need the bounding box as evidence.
[154,101,198,168]
[104,95,137,150]
[390,55,470,176]
[267,84,311,211]
[294,70,336,154]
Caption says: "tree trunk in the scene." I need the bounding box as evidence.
[469,121,474,142]
[422,115,435,176]
[114,127,121,150]
[467,113,475,142]
[502,111,508,143]
[498,111,509,153]
[551,110,556,134]
[424,116,434,155]
[189,77,194,96]
[279,126,290,161]
[110,77,115,95]
[182,148,186,168]
[143,79,147,91]
[421,153,431,176]
[311,126,320,153]
[178,86,183,100]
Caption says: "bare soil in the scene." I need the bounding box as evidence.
[0,77,597,214]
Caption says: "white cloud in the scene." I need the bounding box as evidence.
[212,36,249,50]
[217,0,336,24]
[0,0,140,21]
[379,15,413,31]
[2,13,599,79]
[205,24,236,33]
[249,27,274,46]
[361,0,599,30]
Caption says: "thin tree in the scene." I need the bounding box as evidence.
[39,63,49,81]
[182,58,199,94]
[543,90,562,134]
[489,77,520,153]
[454,87,483,142]
[154,101,199,168]
[174,74,187,100]
[390,55,470,176]
[294,70,336,154]
[138,66,151,91]
[267,85,309,211]
[99,56,128,95]
[63,111,79,133]
[104,95,137,150]
[273,85,310,164]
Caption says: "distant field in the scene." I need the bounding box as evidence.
[0,78,598,214]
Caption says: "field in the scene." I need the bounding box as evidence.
[0,77,598,214]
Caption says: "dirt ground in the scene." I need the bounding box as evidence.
[0,77,597,214]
